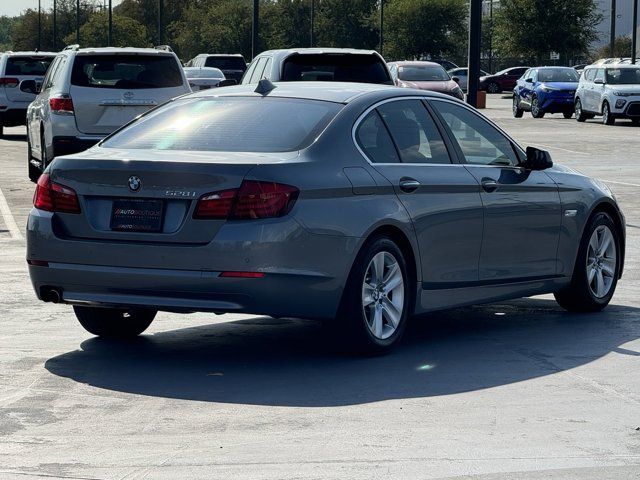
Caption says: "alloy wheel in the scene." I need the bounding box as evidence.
[586,225,616,298]
[362,251,405,340]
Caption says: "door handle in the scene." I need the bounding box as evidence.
[481,179,499,192]
[399,178,421,193]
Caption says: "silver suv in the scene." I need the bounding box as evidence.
[574,64,640,125]
[26,45,190,181]
[0,51,56,136]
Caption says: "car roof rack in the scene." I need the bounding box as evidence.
[63,44,80,51]
[155,45,174,52]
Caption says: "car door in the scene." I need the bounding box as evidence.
[592,68,606,113]
[516,68,533,107]
[579,68,595,111]
[429,98,562,281]
[354,98,484,289]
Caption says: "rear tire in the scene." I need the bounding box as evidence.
[335,236,411,354]
[512,96,524,118]
[74,306,157,338]
[27,131,40,183]
[554,212,620,312]
[602,101,615,125]
[487,82,500,94]
[575,98,588,122]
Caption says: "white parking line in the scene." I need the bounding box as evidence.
[0,187,23,240]
[527,143,590,156]
[602,179,640,188]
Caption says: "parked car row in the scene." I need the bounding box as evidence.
[512,64,640,126]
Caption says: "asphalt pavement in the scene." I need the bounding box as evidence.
[0,95,638,479]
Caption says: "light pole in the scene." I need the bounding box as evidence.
[467,0,482,107]
[379,0,384,55]
[610,0,616,57]
[76,0,80,44]
[632,0,638,64]
[252,0,259,59]
[38,0,41,50]
[53,0,57,50]
[310,0,315,48]
[108,0,113,46]
[158,0,164,44]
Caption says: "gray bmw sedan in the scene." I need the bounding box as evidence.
[27,81,625,353]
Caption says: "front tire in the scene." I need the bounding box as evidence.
[575,98,588,122]
[487,82,500,94]
[602,101,615,125]
[531,96,545,118]
[74,306,157,338]
[554,212,620,312]
[337,237,411,354]
[27,131,40,183]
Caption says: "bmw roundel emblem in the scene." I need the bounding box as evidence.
[128,176,142,192]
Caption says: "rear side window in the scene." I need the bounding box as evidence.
[204,56,246,71]
[71,55,182,89]
[282,54,392,84]
[584,69,596,82]
[102,97,342,152]
[355,111,400,163]
[5,56,54,75]
[377,100,450,164]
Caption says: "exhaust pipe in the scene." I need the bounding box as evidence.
[41,287,62,303]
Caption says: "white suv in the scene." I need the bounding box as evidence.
[26,45,190,181]
[574,64,640,125]
[0,51,56,136]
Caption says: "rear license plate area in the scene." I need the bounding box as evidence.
[110,199,164,233]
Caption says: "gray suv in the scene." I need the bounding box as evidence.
[241,48,393,85]
[26,45,190,181]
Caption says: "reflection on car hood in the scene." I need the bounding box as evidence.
[539,81,578,90]
[548,162,582,175]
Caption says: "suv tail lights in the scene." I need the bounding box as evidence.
[33,174,81,214]
[194,181,299,220]
[0,77,19,88]
[49,95,74,115]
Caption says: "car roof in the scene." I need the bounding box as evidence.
[388,60,441,67]
[188,81,449,104]
[535,66,576,69]
[196,53,244,57]
[256,48,380,57]
[2,51,57,56]
[585,63,640,69]
[71,47,176,56]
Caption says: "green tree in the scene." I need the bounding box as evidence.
[261,0,311,50]
[315,0,379,49]
[0,16,18,51]
[384,0,467,61]
[494,0,602,64]
[592,36,633,59]
[63,12,149,48]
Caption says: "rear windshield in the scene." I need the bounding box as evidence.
[71,54,183,89]
[282,54,392,84]
[537,68,579,82]
[398,65,449,81]
[606,68,640,85]
[102,97,342,152]
[204,56,247,71]
[5,56,54,75]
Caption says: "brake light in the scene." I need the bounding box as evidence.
[49,95,74,115]
[0,77,19,87]
[33,174,80,214]
[193,181,299,220]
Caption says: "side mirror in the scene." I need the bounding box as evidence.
[523,146,553,171]
[452,76,460,84]
[20,79,38,94]
[217,79,237,87]
[594,78,604,85]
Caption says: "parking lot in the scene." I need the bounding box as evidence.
[1,95,639,479]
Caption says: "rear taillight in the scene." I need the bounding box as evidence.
[193,181,298,220]
[49,95,74,115]
[33,174,80,214]
[0,77,19,88]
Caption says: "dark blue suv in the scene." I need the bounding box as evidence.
[513,67,580,118]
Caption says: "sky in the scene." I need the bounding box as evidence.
[0,0,124,18]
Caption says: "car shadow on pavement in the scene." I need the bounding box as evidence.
[44,298,640,407]
[0,133,27,142]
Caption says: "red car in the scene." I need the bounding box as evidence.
[388,61,464,100]
[478,66,529,93]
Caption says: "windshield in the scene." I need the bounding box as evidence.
[398,65,449,81]
[538,68,579,82]
[282,54,392,84]
[204,56,246,71]
[102,97,342,152]
[6,56,54,75]
[605,68,640,85]
[71,54,183,89]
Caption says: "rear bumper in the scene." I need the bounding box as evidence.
[52,136,102,157]
[27,208,356,320]
[0,108,27,127]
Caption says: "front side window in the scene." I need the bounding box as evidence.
[584,68,596,82]
[71,54,182,89]
[377,100,450,164]
[102,97,342,153]
[432,100,518,167]
[594,69,605,83]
